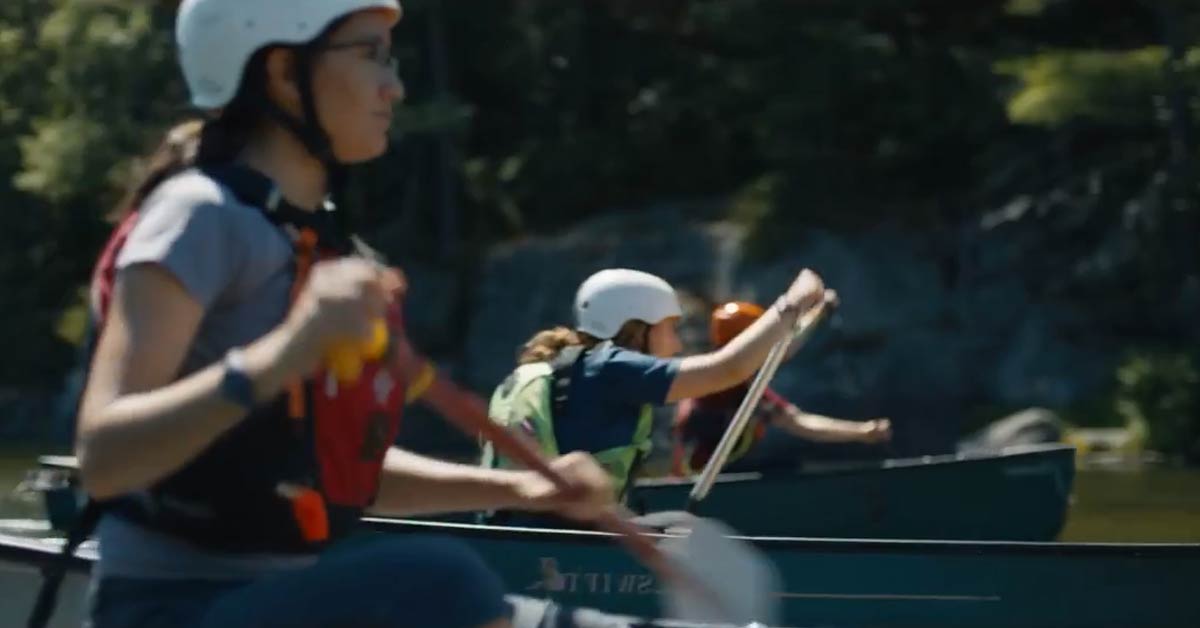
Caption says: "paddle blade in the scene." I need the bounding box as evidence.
[658,518,781,626]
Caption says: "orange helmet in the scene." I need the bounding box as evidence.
[709,301,765,347]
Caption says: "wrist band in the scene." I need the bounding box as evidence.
[220,348,256,412]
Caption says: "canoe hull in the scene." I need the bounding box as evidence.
[0,535,91,628]
[366,518,1199,628]
[3,519,1197,628]
[630,444,1075,540]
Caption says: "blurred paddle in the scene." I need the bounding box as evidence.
[346,298,783,625]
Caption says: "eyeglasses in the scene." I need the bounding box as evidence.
[319,39,399,75]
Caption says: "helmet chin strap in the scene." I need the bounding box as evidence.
[259,45,349,211]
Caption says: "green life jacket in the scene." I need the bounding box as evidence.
[482,345,654,501]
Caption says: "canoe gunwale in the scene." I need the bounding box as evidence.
[632,443,1075,488]
[6,517,1194,563]
[37,444,1077,488]
[363,517,1200,558]
[0,534,94,570]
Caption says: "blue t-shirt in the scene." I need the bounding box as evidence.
[552,343,681,454]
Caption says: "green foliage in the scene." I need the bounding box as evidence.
[1116,351,1200,464]
[16,114,109,202]
[999,47,1200,128]
[0,1,181,387]
[19,1,183,207]
[0,0,1197,425]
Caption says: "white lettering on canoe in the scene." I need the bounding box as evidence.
[521,558,998,603]
[617,573,640,593]
[526,558,659,596]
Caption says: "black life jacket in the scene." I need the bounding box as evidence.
[91,164,409,553]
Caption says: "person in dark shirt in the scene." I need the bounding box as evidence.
[672,301,891,475]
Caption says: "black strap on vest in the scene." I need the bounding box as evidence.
[199,163,353,254]
[548,343,645,503]
[548,343,646,502]
[26,500,102,628]
[548,345,587,422]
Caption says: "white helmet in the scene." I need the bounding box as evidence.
[177,0,401,109]
[574,269,683,340]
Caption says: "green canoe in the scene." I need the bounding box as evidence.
[32,444,1074,542]
[629,443,1075,541]
[362,516,1198,628]
[4,517,1197,628]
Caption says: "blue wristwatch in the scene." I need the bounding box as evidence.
[220,348,256,411]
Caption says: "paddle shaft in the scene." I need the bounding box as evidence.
[687,300,831,509]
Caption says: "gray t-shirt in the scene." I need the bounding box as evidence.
[96,168,315,579]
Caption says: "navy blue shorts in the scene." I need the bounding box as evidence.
[86,535,665,628]
[89,535,509,628]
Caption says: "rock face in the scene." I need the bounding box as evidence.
[454,206,1136,462]
[463,207,740,394]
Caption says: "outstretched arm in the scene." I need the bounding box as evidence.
[762,390,891,444]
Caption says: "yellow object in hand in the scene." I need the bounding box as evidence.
[327,319,389,382]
